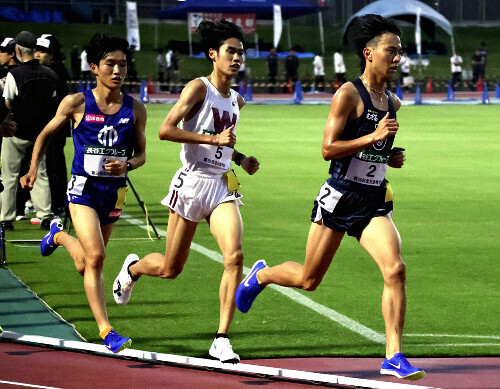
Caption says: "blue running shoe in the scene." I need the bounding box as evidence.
[40,219,63,256]
[380,353,426,381]
[235,260,267,313]
[103,329,132,353]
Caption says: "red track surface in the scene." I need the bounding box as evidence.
[1,341,499,388]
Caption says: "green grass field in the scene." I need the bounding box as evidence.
[3,104,499,359]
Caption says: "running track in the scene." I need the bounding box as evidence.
[1,340,499,388]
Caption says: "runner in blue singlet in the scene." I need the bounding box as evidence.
[20,33,147,354]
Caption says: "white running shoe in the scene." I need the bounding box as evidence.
[209,336,240,363]
[113,254,139,305]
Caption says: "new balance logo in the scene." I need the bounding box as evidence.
[118,118,130,124]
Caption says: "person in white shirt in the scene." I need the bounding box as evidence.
[399,51,411,90]
[313,53,325,92]
[333,47,346,84]
[450,52,463,91]
[165,48,173,92]
[80,49,91,81]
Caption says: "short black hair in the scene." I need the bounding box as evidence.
[348,14,401,71]
[86,32,130,65]
[197,19,247,63]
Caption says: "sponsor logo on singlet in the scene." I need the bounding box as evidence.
[212,107,237,133]
[85,114,105,123]
[98,125,118,147]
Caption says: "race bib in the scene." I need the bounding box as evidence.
[83,145,127,177]
[315,181,342,213]
[345,149,389,186]
[196,143,233,171]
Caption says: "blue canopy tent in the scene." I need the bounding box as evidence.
[158,0,318,21]
[158,0,320,56]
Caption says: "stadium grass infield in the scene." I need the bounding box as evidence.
[4,104,499,359]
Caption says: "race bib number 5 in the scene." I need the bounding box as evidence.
[196,142,232,171]
[345,149,389,186]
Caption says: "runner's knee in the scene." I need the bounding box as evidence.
[84,252,105,270]
[223,249,244,270]
[383,260,406,285]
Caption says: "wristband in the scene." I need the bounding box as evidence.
[126,161,133,171]
[234,153,246,166]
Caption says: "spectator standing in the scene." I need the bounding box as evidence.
[35,35,70,217]
[478,41,487,78]
[399,51,411,90]
[238,54,246,84]
[1,31,58,231]
[70,45,80,81]
[170,50,180,93]
[333,47,346,85]
[80,48,91,81]
[450,51,462,91]
[156,48,165,90]
[0,38,19,121]
[285,50,299,87]
[126,44,138,93]
[165,48,173,92]
[471,50,484,89]
[267,47,278,93]
[313,52,325,92]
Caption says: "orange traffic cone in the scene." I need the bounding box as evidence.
[287,78,293,94]
[476,76,483,91]
[147,76,155,94]
[426,77,433,93]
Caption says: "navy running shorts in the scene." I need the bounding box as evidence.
[311,180,393,237]
[66,175,127,226]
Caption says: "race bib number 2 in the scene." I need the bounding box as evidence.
[345,149,389,186]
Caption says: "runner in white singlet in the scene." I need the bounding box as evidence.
[112,20,259,363]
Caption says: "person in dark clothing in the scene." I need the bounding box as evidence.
[126,44,138,93]
[471,50,484,90]
[285,50,299,87]
[1,31,58,231]
[35,34,70,217]
[70,45,80,81]
[267,47,278,93]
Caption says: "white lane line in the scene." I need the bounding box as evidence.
[0,381,62,389]
[405,333,500,340]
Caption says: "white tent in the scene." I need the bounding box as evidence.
[342,0,454,51]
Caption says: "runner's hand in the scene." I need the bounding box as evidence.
[104,159,127,176]
[216,125,236,147]
[372,112,398,143]
[241,156,260,175]
[388,147,406,168]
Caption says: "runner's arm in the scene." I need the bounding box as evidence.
[322,84,399,161]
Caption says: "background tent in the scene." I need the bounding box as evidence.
[342,0,454,51]
[158,0,320,56]
[158,0,318,21]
